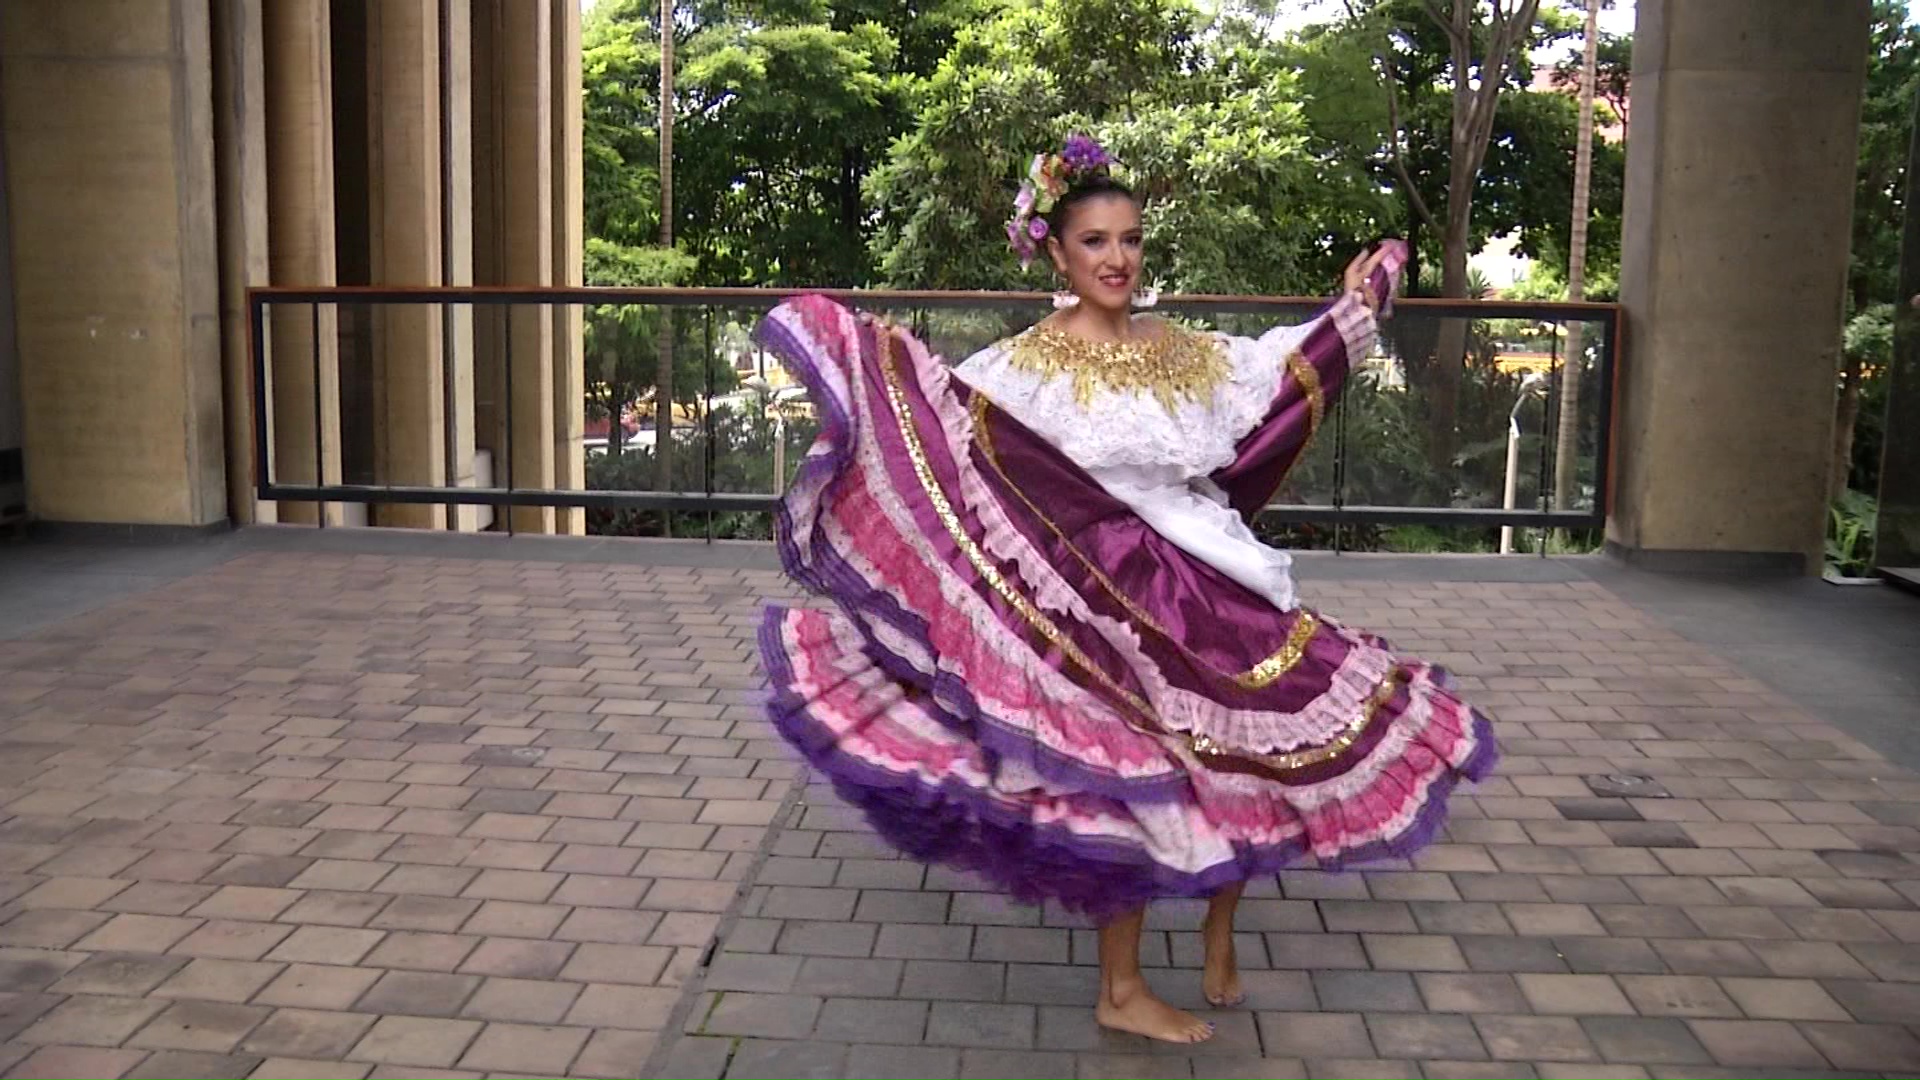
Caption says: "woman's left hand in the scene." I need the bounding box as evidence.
[1341,246,1393,311]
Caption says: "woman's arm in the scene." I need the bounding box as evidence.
[1206,241,1408,521]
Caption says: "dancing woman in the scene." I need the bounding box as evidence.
[755,136,1496,1043]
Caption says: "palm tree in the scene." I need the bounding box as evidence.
[655,0,677,515]
[1553,0,1602,513]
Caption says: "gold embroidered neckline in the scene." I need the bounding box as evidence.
[1006,323,1230,411]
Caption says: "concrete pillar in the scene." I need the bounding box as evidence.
[367,0,448,530]
[1,0,229,527]
[499,0,557,534]
[444,0,482,531]
[212,0,275,525]
[262,0,343,526]
[1609,0,1871,572]
[551,0,586,536]
[471,0,508,498]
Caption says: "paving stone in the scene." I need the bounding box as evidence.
[1515,974,1635,1016]
[1475,1016,1601,1063]
[347,1016,483,1068]
[958,1047,1077,1078]
[922,999,1037,1050]
[455,1021,589,1074]
[1255,1012,1374,1059]
[1796,1021,1920,1072]
[797,957,905,997]
[1416,972,1531,1013]
[1365,1013,1486,1060]
[652,1033,731,1080]
[844,1043,963,1079]
[253,964,382,1011]
[1310,970,1423,1012]
[1580,1017,1714,1065]
[125,1000,270,1053]
[973,926,1070,965]
[1459,935,1572,973]
[701,951,803,993]
[776,920,878,958]
[1264,932,1368,970]
[18,994,168,1046]
[151,958,283,1003]
[570,1029,661,1079]
[1715,977,1851,1021]
[239,1008,379,1059]
[353,971,481,1018]
[1685,1019,1830,1069]
[900,960,1004,1002]
[125,1050,264,1079]
[4,1046,148,1079]
[871,923,972,960]
[814,997,929,1044]
[458,977,581,1024]
[1556,937,1668,975]
[52,953,190,996]
[697,991,822,1039]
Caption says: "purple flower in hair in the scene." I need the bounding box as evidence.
[1060,134,1111,173]
[1027,217,1049,240]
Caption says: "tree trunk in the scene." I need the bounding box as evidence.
[1832,357,1864,502]
[1553,0,1601,512]
[1431,218,1472,475]
[656,0,676,531]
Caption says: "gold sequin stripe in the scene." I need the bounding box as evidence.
[968,392,1319,691]
[873,322,1388,780]
[1286,350,1326,436]
[1192,665,1407,774]
[1006,325,1233,411]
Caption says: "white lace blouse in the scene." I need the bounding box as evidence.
[951,313,1349,613]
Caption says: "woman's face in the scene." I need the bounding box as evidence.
[1047,194,1143,314]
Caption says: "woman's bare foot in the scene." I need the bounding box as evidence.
[1097,976,1215,1044]
[1201,916,1243,1006]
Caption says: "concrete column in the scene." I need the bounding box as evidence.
[212,0,275,525]
[551,0,586,535]
[500,0,556,534]
[1,0,228,527]
[471,0,508,495]
[1609,0,1871,572]
[367,0,448,530]
[262,0,343,526]
[444,0,482,531]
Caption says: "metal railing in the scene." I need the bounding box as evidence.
[246,286,1621,541]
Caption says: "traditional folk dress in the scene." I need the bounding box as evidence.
[755,242,1496,919]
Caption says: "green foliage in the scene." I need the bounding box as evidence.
[1827,489,1881,578]
[1279,0,1623,294]
[581,239,735,445]
[1850,1,1920,312]
[583,0,990,287]
[585,405,821,538]
[863,0,1387,294]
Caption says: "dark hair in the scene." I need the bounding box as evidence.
[1043,174,1137,240]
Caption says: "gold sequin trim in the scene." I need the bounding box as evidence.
[876,321,1386,778]
[1286,350,1325,436]
[1006,324,1231,411]
[969,392,1319,690]
[1192,666,1407,772]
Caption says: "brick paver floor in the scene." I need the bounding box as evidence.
[1,548,1918,1079]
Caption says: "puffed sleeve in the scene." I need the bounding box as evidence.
[1205,241,1408,520]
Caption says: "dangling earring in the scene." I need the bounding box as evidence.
[1052,290,1080,310]
[1131,286,1159,310]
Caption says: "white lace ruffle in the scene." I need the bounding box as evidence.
[951,324,1318,476]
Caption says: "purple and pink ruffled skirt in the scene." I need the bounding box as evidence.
[755,295,1496,921]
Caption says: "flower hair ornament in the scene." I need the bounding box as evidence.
[1005,134,1115,270]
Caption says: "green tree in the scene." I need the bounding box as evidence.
[1282,0,1618,489]
[582,239,730,460]
[864,0,1388,296]
[1836,0,1920,502]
